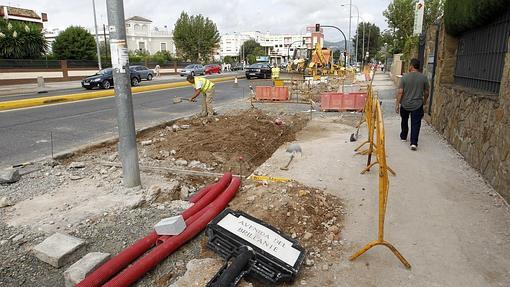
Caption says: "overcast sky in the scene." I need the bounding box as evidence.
[19,0,392,41]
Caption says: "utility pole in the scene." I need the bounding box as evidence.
[103,24,108,60]
[92,0,102,70]
[106,0,141,187]
[367,24,371,63]
[361,22,365,68]
[348,0,352,66]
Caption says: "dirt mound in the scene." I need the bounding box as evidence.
[146,109,308,174]
[229,181,344,260]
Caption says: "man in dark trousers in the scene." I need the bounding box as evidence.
[395,58,429,151]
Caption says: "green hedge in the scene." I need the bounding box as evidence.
[445,0,510,35]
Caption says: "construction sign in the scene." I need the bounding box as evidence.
[413,0,425,35]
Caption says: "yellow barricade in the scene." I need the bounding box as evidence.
[349,85,410,269]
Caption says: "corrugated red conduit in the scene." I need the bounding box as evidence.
[77,173,239,287]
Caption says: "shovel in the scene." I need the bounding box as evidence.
[206,209,305,287]
[172,97,191,104]
[280,143,302,170]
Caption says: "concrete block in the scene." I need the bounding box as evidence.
[0,168,20,184]
[154,215,186,235]
[64,252,110,287]
[32,233,85,268]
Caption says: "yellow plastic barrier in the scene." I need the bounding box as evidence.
[349,92,410,269]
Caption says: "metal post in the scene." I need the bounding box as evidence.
[362,22,365,68]
[354,6,359,66]
[348,0,352,66]
[92,0,102,70]
[103,24,108,60]
[367,24,371,63]
[107,0,141,187]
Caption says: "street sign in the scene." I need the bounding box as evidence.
[413,0,425,35]
[217,213,301,266]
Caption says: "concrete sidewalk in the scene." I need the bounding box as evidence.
[255,73,510,286]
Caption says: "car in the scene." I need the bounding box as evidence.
[130,65,154,81]
[231,62,244,71]
[180,64,205,77]
[245,63,271,79]
[81,68,142,90]
[204,64,221,75]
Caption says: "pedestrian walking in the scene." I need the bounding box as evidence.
[187,75,216,117]
[395,58,429,150]
[155,64,161,77]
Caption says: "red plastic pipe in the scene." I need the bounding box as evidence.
[103,177,241,287]
[181,173,232,219]
[77,174,232,287]
[189,185,212,203]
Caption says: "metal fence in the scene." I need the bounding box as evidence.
[0,59,61,69]
[454,9,510,94]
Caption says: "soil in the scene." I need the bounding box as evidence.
[145,109,308,175]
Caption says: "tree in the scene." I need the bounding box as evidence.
[352,22,381,63]
[223,55,235,64]
[240,39,265,64]
[383,0,443,54]
[0,19,47,59]
[52,26,97,60]
[173,12,220,63]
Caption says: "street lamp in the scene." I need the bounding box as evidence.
[92,0,102,70]
[340,3,359,67]
[287,39,305,64]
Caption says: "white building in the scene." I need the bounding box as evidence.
[219,31,311,65]
[124,16,175,55]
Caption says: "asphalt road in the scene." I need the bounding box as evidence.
[0,72,240,102]
[0,78,270,167]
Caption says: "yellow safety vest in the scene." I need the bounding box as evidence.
[194,77,214,93]
[271,67,280,79]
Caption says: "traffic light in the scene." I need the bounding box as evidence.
[315,24,320,32]
[302,39,306,45]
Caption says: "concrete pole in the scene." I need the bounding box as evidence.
[92,0,102,70]
[354,6,359,66]
[348,0,352,66]
[106,0,141,187]
[361,22,365,68]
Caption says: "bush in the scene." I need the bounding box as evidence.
[52,26,97,60]
[445,0,510,35]
[0,19,47,59]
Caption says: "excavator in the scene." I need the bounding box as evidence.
[286,43,347,77]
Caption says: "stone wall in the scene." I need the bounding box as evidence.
[430,20,510,201]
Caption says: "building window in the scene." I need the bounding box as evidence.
[138,41,146,51]
[161,42,167,51]
[454,9,510,94]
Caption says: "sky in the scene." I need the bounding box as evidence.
[17,0,392,42]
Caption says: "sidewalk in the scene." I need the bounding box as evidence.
[255,73,510,286]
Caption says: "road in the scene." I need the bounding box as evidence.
[0,72,240,102]
[0,77,267,167]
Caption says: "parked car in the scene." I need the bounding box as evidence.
[130,65,154,81]
[245,63,271,79]
[180,64,205,77]
[204,64,221,75]
[81,68,142,90]
[231,62,244,71]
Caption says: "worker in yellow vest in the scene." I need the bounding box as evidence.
[187,75,215,117]
[271,64,280,80]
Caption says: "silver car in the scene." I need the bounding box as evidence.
[180,64,205,77]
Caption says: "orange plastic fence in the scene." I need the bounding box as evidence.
[320,92,367,112]
[255,86,289,101]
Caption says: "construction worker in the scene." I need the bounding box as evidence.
[187,75,215,117]
[271,64,280,80]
